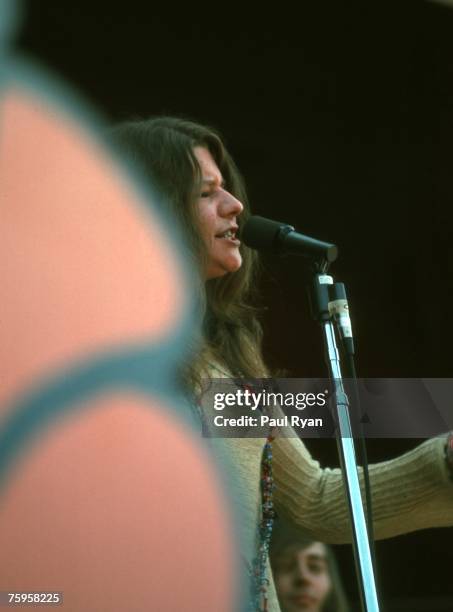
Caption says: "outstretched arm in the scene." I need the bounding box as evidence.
[273,435,453,544]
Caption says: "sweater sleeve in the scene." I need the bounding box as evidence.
[272,435,453,544]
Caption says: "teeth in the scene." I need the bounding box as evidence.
[217,229,236,239]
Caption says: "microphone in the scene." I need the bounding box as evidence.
[241,215,338,263]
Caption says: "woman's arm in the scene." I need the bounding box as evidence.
[272,435,453,544]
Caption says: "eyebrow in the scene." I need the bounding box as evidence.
[275,551,327,564]
[306,554,327,562]
[201,176,226,188]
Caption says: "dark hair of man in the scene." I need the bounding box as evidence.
[109,116,268,389]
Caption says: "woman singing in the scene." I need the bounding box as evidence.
[110,116,453,611]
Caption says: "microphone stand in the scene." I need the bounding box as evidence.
[309,266,380,612]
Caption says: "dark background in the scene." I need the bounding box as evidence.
[13,1,453,609]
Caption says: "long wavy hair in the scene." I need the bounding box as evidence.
[109,116,268,388]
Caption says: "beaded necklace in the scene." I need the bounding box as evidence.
[249,433,276,612]
[205,364,276,612]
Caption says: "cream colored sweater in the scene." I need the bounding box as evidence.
[199,364,453,610]
[214,435,453,611]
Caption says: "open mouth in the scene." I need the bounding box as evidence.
[217,229,235,239]
[216,229,239,243]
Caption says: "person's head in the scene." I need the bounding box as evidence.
[270,523,350,612]
[109,116,267,382]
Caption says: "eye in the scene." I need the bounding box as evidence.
[308,561,326,575]
[200,191,211,198]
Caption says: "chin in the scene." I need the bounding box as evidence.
[206,262,242,280]
[224,262,242,276]
[229,261,242,273]
[205,253,243,280]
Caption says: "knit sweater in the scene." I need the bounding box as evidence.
[200,377,453,611]
[215,435,453,611]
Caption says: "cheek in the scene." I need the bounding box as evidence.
[314,575,332,601]
[274,573,292,594]
[196,205,216,245]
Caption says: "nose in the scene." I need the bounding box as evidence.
[219,189,243,218]
[293,561,311,586]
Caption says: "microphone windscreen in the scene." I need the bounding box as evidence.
[241,216,291,251]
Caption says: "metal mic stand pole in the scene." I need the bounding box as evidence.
[309,267,380,612]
